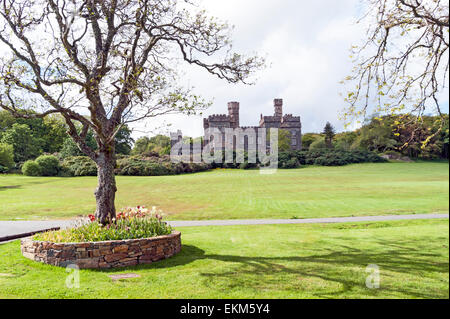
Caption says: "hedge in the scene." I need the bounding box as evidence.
[116,156,210,176]
[278,149,387,168]
[18,149,387,177]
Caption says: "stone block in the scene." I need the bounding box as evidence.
[77,258,99,269]
[113,245,128,254]
[104,253,128,263]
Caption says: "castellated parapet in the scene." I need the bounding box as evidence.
[200,98,302,151]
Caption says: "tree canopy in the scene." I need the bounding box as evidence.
[343,0,449,140]
[0,0,263,223]
[132,134,171,156]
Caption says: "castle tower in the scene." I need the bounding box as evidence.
[228,101,240,129]
[170,130,183,155]
[274,99,283,118]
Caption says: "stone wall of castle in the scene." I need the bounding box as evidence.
[202,98,302,151]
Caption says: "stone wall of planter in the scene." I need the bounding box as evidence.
[21,231,181,269]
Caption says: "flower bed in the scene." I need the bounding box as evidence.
[21,206,182,269]
[21,231,181,269]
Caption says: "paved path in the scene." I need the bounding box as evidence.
[167,213,449,227]
[0,214,448,239]
[0,220,75,239]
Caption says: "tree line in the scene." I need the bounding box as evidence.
[303,114,449,160]
[1,111,448,174]
[0,111,134,172]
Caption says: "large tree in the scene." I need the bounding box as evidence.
[0,0,263,224]
[343,0,449,141]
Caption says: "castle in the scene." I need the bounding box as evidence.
[202,98,302,151]
[170,98,302,154]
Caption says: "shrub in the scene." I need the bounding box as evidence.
[35,155,59,176]
[115,156,210,176]
[116,157,171,176]
[34,206,172,243]
[61,156,97,176]
[282,158,300,169]
[278,149,387,167]
[309,137,327,150]
[142,150,160,158]
[239,161,258,170]
[0,143,14,171]
[277,151,301,169]
[22,160,41,176]
[147,162,171,175]
[380,150,403,160]
[188,162,211,173]
[314,155,346,166]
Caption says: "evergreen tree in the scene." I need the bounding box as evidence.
[323,122,336,148]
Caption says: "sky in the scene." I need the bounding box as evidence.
[134,0,372,139]
[1,0,447,140]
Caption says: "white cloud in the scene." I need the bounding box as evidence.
[1,0,446,141]
[134,0,367,139]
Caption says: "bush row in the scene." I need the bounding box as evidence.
[278,149,387,168]
[22,155,211,177]
[22,155,98,177]
[116,156,210,176]
[206,149,386,170]
[20,149,386,176]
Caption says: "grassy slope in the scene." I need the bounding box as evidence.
[0,163,449,219]
[0,162,448,220]
[0,219,448,299]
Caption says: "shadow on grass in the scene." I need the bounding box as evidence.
[101,239,449,298]
[0,185,21,191]
[0,178,66,191]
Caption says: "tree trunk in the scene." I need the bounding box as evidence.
[95,150,117,225]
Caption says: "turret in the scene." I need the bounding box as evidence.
[274,99,283,118]
[228,101,240,129]
[170,130,183,149]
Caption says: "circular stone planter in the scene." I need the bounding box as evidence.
[21,231,181,269]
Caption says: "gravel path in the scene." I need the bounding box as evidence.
[0,213,448,240]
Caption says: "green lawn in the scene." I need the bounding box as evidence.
[0,219,448,299]
[0,162,448,220]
